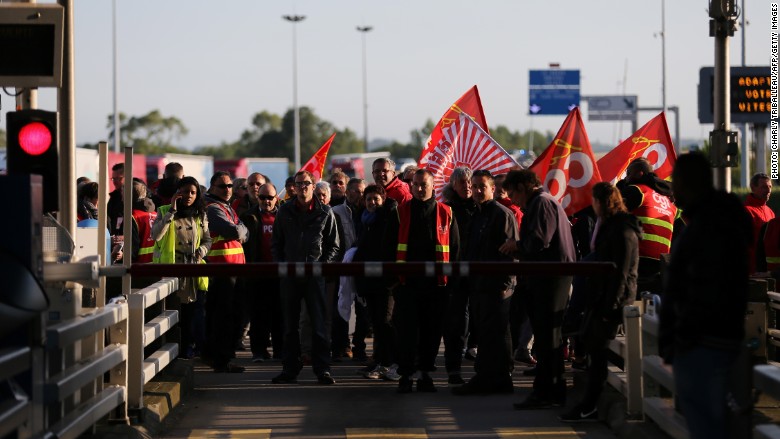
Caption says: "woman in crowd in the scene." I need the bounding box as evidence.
[560,182,640,422]
[151,176,212,359]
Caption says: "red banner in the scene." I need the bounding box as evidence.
[422,113,519,201]
[419,85,489,165]
[529,107,601,215]
[300,133,335,182]
[596,112,676,183]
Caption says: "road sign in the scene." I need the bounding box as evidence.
[529,69,580,115]
[697,66,771,124]
[586,95,638,121]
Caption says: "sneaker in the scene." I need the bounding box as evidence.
[514,350,537,366]
[317,371,336,385]
[342,347,353,359]
[447,373,466,385]
[417,373,436,393]
[513,393,554,410]
[272,371,298,384]
[397,375,413,394]
[252,355,265,363]
[464,347,478,361]
[364,365,384,380]
[559,405,598,422]
[382,364,401,381]
[213,363,245,373]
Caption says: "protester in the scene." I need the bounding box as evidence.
[501,170,575,409]
[659,152,752,439]
[204,171,248,373]
[452,170,518,395]
[372,158,412,204]
[240,182,283,362]
[151,177,212,360]
[559,182,640,422]
[353,184,400,380]
[442,166,477,385]
[745,172,774,273]
[395,169,459,393]
[271,171,340,385]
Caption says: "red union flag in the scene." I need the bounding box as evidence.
[597,112,677,183]
[420,85,489,165]
[529,107,601,215]
[300,133,335,182]
[421,113,519,201]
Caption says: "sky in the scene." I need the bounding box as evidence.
[2,0,774,153]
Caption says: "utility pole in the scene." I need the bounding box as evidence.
[283,14,306,171]
[709,1,739,192]
[357,25,372,152]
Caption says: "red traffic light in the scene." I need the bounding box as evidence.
[18,121,53,156]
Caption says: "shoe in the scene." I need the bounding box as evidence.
[571,358,588,371]
[214,363,245,373]
[382,364,401,381]
[447,373,466,385]
[559,404,598,422]
[417,373,437,393]
[464,347,478,361]
[342,347,353,359]
[317,371,336,385]
[252,355,265,363]
[364,365,384,380]
[513,393,554,410]
[272,372,298,384]
[514,350,537,366]
[261,349,272,360]
[357,362,377,375]
[397,375,413,393]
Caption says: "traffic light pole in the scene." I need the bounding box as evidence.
[57,0,76,238]
[710,2,737,191]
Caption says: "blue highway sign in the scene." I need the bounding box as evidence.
[529,69,580,115]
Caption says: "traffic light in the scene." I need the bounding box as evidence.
[6,109,58,212]
[709,128,739,168]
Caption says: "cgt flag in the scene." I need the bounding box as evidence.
[300,133,336,182]
[597,112,677,183]
[422,112,519,201]
[420,85,489,166]
[529,107,601,216]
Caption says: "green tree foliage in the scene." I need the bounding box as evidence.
[106,110,189,154]
[0,128,6,149]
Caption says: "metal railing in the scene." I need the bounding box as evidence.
[605,305,643,416]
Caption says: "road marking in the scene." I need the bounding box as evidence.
[187,429,272,438]
[346,428,428,438]
[496,427,579,438]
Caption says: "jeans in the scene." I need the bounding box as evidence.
[673,346,737,439]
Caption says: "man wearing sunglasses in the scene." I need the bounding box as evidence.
[232,172,268,218]
[204,171,249,373]
[272,171,340,385]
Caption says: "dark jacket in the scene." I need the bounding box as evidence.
[588,212,641,315]
[107,189,124,236]
[659,190,752,363]
[518,189,576,263]
[240,205,277,263]
[272,197,340,263]
[465,199,519,295]
[445,192,476,261]
[353,199,399,294]
[403,197,460,264]
[618,173,673,212]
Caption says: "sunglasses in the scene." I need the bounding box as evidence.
[216,183,233,189]
[258,195,276,201]
[294,181,313,188]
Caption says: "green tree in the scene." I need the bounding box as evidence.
[0,128,6,149]
[107,110,189,154]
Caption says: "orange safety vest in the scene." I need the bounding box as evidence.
[631,184,677,261]
[396,201,452,286]
[132,209,158,263]
[206,201,246,264]
[765,219,780,271]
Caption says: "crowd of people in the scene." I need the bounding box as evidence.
[77,152,767,437]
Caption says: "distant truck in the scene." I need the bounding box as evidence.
[146,153,214,187]
[328,151,391,184]
[214,157,290,186]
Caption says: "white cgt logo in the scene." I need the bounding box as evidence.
[544,152,595,211]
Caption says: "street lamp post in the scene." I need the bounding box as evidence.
[357,25,372,152]
[283,14,306,171]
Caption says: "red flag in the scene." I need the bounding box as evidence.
[300,133,335,182]
[596,112,677,183]
[529,107,601,216]
[420,85,489,165]
[421,113,519,201]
